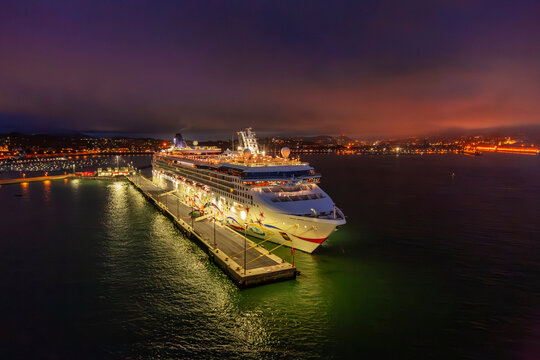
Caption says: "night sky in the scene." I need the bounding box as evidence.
[1,0,539,139]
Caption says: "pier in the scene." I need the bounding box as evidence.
[0,171,135,185]
[0,174,71,185]
[127,174,296,288]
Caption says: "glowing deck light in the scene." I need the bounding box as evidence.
[240,210,246,221]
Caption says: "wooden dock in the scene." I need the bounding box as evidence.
[127,174,296,288]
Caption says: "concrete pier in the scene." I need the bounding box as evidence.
[0,174,132,185]
[127,174,296,288]
[0,174,72,185]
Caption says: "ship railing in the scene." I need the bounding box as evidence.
[227,160,308,167]
[294,210,344,220]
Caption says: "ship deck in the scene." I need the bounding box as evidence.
[127,174,296,287]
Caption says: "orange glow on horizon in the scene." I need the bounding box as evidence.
[476,146,539,154]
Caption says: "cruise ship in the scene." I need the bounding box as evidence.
[152,128,346,253]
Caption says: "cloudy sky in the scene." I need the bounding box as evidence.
[1,0,539,139]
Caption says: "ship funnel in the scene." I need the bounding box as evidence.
[243,148,252,159]
[280,147,290,158]
[173,133,187,148]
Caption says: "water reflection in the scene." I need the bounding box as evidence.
[70,178,80,197]
[146,207,272,354]
[43,180,51,202]
[20,181,29,198]
[103,181,129,243]
[3,153,536,359]
[95,181,272,356]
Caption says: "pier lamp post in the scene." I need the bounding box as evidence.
[213,214,217,249]
[240,211,247,275]
[191,203,194,230]
[243,224,247,275]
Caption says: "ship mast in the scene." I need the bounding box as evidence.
[237,127,261,154]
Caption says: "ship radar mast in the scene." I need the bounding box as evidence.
[237,127,261,154]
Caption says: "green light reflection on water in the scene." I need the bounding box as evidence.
[5,179,453,359]
[0,175,458,359]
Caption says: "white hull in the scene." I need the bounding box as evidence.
[224,212,344,253]
[153,172,345,253]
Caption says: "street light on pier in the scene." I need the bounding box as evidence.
[191,202,194,231]
[240,210,247,275]
[213,214,217,249]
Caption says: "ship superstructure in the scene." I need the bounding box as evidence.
[152,128,345,253]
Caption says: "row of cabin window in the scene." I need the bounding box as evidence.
[213,188,254,205]
[270,193,326,202]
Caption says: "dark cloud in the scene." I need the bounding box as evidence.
[0,0,539,139]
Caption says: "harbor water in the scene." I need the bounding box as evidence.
[1,153,538,359]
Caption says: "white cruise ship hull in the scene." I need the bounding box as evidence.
[152,171,345,253]
[225,214,345,253]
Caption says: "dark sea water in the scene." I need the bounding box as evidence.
[1,153,539,359]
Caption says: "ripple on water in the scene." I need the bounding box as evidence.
[1,154,538,359]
